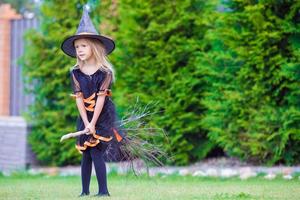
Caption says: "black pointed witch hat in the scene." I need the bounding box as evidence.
[61,7,115,58]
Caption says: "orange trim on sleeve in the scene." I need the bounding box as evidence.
[70,92,83,99]
[96,89,112,97]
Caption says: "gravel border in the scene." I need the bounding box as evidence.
[20,157,300,180]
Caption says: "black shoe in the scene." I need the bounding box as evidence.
[78,192,90,197]
[93,192,110,197]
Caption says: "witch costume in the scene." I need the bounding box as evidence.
[61,7,123,197]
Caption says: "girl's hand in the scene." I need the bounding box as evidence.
[85,123,96,134]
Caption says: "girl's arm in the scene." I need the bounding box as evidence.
[70,70,89,127]
[89,71,112,128]
[90,95,105,126]
[76,96,89,127]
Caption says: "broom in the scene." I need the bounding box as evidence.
[60,99,170,174]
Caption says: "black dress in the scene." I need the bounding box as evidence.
[70,67,124,154]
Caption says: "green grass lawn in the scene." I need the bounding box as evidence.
[0,172,299,200]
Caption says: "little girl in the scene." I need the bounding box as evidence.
[61,7,123,197]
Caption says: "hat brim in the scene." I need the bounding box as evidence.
[61,34,115,58]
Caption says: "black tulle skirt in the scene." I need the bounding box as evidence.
[75,98,125,161]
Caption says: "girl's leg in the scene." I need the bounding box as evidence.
[90,143,109,195]
[81,148,92,195]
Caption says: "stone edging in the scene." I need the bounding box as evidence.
[18,160,300,181]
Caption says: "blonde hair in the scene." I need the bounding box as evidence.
[71,38,115,81]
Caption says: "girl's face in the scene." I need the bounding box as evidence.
[74,39,93,62]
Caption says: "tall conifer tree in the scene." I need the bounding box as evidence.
[103,0,219,165]
[202,0,300,164]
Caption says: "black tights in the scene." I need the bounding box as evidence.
[81,142,109,195]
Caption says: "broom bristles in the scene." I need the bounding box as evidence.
[107,99,171,175]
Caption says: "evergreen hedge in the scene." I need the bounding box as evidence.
[102,0,219,165]
[23,0,300,166]
[202,0,300,165]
